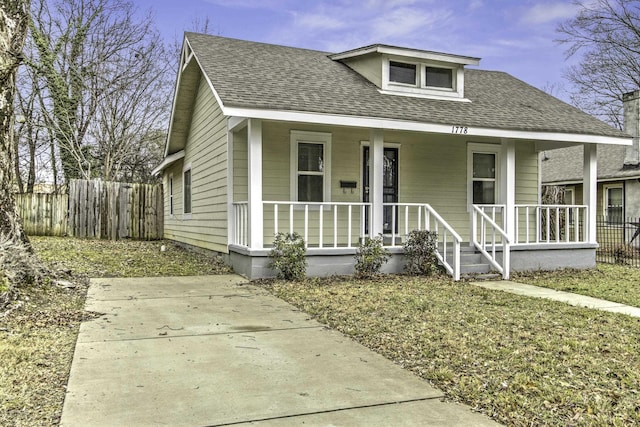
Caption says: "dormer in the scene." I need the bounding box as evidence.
[330,44,480,101]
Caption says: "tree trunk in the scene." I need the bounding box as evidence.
[0,0,30,245]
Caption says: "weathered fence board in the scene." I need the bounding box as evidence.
[15,193,68,237]
[16,179,163,240]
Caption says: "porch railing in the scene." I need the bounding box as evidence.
[263,201,372,249]
[514,204,588,244]
[471,204,510,279]
[384,203,462,281]
[232,201,249,247]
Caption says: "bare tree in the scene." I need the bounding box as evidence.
[24,0,172,183]
[557,0,640,128]
[0,0,30,244]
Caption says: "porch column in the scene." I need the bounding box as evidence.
[501,139,516,240]
[247,119,263,249]
[369,129,384,237]
[583,143,598,243]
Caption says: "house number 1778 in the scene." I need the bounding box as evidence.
[452,126,468,134]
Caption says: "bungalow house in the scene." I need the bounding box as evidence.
[152,32,630,280]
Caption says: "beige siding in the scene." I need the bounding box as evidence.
[515,143,539,205]
[163,75,229,253]
[233,127,248,202]
[342,55,383,88]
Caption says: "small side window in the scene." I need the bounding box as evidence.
[183,168,192,215]
[169,174,174,216]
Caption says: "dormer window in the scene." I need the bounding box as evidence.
[389,61,416,85]
[329,44,480,101]
[425,66,453,89]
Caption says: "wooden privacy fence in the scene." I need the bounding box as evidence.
[15,179,163,240]
[15,192,69,237]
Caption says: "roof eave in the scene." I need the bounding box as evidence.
[330,44,481,66]
[152,150,185,176]
[222,106,631,146]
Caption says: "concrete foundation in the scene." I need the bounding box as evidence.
[228,243,597,279]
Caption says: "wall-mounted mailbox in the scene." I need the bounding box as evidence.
[340,180,357,189]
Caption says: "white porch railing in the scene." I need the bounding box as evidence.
[471,204,510,279]
[232,202,249,247]
[383,203,462,281]
[514,204,588,244]
[263,201,372,249]
[232,201,462,280]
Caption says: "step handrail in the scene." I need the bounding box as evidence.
[471,204,510,279]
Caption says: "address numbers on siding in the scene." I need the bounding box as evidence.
[451,126,468,134]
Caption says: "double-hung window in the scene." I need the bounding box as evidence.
[604,184,623,225]
[183,166,192,215]
[290,131,331,203]
[168,174,174,217]
[468,144,499,207]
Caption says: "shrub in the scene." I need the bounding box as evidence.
[354,235,390,278]
[610,244,637,264]
[403,229,440,275]
[268,232,307,280]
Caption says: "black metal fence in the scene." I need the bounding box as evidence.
[596,216,640,266]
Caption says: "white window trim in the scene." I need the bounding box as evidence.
[182,162,192,219]
[382,57,463,99]
[467,143,501,209]
[603,183,624,222]
[168,173,174,218]
[290,130,332,203]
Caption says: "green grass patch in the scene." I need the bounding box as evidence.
[266,275,640,426]
[514,264,640,308]
[30,236,232,278]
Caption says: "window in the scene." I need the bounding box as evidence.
[290,131,331,202]
[389,61,416,85]
[468,144,500,208]
[425,66,453,88]
[472,153,497,204]
[168,174,174,217]
[298,143,324,202]
[183,167,192,215]
[604,184,623,224]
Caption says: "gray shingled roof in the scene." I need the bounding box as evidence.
[541,145,640,183]
[186,32,625,138]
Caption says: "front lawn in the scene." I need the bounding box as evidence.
[515,264,640,308]
[267,275,640,426]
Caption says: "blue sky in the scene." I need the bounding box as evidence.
[138,0,582,100]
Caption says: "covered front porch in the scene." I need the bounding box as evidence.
[226,119,599,280]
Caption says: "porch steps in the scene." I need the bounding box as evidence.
[441,244,499,278]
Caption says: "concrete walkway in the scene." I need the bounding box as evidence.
[472,280,640,317]
[61,275,499,426]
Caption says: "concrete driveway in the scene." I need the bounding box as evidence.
[60,275,499,426]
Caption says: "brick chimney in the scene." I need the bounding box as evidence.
[623,90,640,166]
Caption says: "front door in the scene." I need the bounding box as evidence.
[363,146,399,233]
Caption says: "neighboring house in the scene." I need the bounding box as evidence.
[152,33,630,280]
[542,91,640,238]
